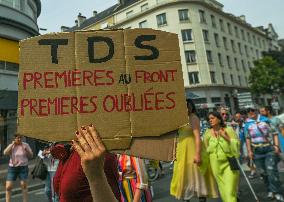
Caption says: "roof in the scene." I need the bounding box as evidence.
[0,90,18,110]
[67,0,139,31]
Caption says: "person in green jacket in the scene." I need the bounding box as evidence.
[204,111,240,202]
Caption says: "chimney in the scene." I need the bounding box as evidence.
[77,13,86,27]
[239,15,246,22]
[119,0,126,5]
[61,26,70,32]
[93,10,98,17]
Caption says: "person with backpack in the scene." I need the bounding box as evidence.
[3,134,33,202]
[38,145,59,202]
[259,106,284,153]
[245,108,284,201]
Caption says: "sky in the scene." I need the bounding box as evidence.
[38,0,284,38]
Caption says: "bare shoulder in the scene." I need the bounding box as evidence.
[190,113,200,123]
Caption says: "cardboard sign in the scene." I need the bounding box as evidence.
[18,29,188,152]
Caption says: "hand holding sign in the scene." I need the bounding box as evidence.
[72,124,106,180]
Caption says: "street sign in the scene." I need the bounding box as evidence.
[237,92,254,109]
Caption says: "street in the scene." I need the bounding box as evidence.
[0,188,47,202]
[1,163,283,202]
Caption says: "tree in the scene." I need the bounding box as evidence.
[249,56,284,94]
[262,50,284,66]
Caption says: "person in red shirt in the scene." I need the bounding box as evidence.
[52,131,120,202]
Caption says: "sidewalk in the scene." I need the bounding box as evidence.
[0,158,45,199]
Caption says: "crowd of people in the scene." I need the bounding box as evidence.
[171,102,284,202]
[2,100,284,202]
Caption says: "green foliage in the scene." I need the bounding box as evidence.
[263,50,284,66]
[249,56,284,94]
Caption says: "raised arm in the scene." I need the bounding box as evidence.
[3,141,14,156]
[72,125,117,202]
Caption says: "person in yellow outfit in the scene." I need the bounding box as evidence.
[171,99,219,202]
[204,111,240,202]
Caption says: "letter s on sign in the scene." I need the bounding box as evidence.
[134,35,159,60]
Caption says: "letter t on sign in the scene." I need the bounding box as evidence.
[38,39,69,64]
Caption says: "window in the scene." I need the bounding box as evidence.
[248,61,251,69]
[14,0,20,10]
[101,22,108,29]
[126,10,133,18]
[19,0,25,11]
[0,61,5,70]
[141,3,148,11]
[0,61,19,72]
[194,98,207,104]
[156,13,167,26]
[218,53,223,67]
[222,73,226,84]
[241,29,245,40]
[227,55,231,68]
[231,40,236,52]
[6,62,19,71]
[253,35,256,45]
[2,0,13,7]
[241,60,246,72]
[219,19,224,32]
[258,37,262,48]
[203,30,209,42]
[230,74,234,85]
[247,32,251,43]
[199,10,206,23]
[211,15,216,28]
[178,9,189,21]
[223,37,228,50]
[188,72,200,84]
[234,26,239,38]
[245,45,249,56]
[256,49,260,59]
[206,50,213,63]
[214,33,220,47]
[263,40,266,49]
[185,51,196,64]
[227,22,232,34]
[139,20,147,28]
[211,97,221,103]
[26,2,36,19]
[181,29,193,42]
[210,71,216,83]
[234,58,239,70]
[238,75,242,85]
[238,42,242,54]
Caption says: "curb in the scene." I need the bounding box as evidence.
[0,183,44,199]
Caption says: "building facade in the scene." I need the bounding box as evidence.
[0,0,41,151]
[64,0,280,116]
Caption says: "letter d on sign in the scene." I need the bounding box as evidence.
[87,36,114,63]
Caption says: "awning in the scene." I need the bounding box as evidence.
[0,90,18,110]
[185,91,199,99]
